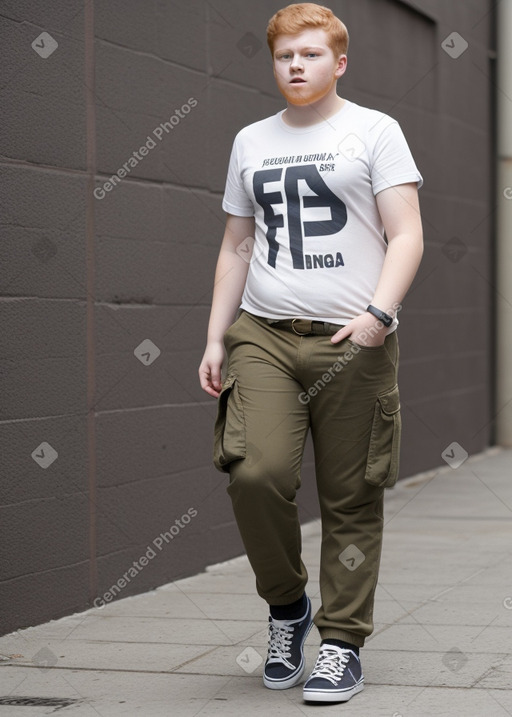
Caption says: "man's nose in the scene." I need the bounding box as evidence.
[290,54,303,70]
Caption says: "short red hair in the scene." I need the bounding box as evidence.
[267,3,349,58]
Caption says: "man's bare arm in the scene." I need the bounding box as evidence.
[331,182,423,346]
[199,214,255,397]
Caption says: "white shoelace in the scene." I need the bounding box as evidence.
[266,621,295,669]
[309,646,351,685]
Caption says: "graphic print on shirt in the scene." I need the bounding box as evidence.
[253,158,347,270]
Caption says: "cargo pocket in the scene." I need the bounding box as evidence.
[365,384,401,488]
[213,373,246,473]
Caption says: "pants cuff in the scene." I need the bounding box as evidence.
[261,589,306,606]
[317,628,366,647]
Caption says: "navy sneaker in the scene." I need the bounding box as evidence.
[263,596,313,689]
[303,645,364,702]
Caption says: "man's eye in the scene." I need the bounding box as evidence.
[306,53,318,58]
[278,54,291,60]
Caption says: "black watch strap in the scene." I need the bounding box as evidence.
[366,304,393,327]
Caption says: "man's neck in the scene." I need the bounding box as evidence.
[282,94,346,128]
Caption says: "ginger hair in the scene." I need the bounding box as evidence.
[267,3,349,58]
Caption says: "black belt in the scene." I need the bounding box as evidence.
[266,317,345,336]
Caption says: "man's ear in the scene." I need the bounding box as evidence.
[335,55,348,78]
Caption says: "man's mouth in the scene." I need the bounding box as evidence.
[290,78,306,84]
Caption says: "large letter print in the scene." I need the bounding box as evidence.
[254,164,347,269]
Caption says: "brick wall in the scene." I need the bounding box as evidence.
[0,0,494,633]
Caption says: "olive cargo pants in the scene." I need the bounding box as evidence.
[213,310,401,646]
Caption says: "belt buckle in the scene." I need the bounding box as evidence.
[291,318,311,336]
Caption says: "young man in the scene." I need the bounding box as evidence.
[199,2,423,704]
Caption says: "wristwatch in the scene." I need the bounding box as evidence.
[366,304,393,327]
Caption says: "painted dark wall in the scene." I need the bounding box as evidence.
[0,0,494,635]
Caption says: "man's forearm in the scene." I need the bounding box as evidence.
[370,233,424,318]
[207,247,250,343]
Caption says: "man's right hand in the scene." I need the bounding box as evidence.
[198,214,255,398]
[198,341,225,398]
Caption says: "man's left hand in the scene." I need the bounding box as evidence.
[330,311,388,347]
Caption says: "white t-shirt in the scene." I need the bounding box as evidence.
[222,99,423,325]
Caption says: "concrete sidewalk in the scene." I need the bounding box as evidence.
[1,448,511,716]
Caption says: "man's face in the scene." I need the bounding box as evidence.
[272,28,347,106]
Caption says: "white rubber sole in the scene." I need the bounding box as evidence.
[303,679,364,702]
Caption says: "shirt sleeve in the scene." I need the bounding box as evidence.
[370,119,423,195]
[221,133,255,216]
